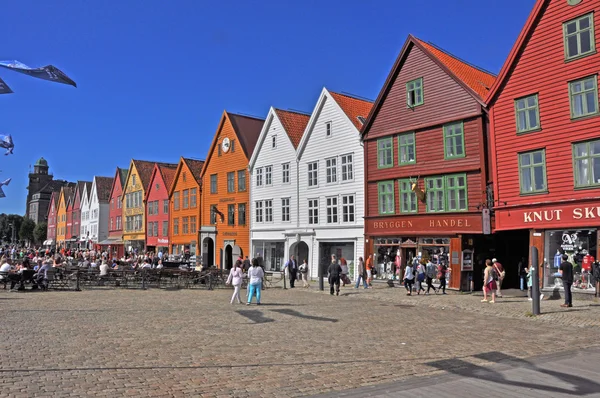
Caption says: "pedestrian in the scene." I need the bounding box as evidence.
[404,260,415,296]
[436,261,450,294]
[354,257,368,289]
[559,254,573,308]
[518,257,527,291]
[592,261,600,298]
[242,256,251,272]
[340,257,349,286]
[226,260,244,304]
[247,258,264,305]
[425,259,436,295]
[492,258,505,298]
[284,255,298,288]
[327,254,342,296]
[365,254,374,287]
[481,259,497,304]
[299,258,310,288]
[415,259,426,295]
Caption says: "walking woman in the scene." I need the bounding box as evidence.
[404,261,415,296]
[354,257,368,289]
[482,259,497,303]
[226,260,244,304]
[415,259,426,295]
[299,258,310,288]
[247,258,265,305]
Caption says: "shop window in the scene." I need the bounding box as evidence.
[570,75,599,119]
[443,122,465,159]
[377,138,393,169]
[398,132,416,164]
[378,181,395,215]
[564,13,595,61]
[544,229,597,291]
[398,179,417,213]
[515,94,540,133]
[518,150,547,194]
[573,139,600,188]
[406,77,423,107]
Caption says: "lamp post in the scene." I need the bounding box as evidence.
[8,222,15,245]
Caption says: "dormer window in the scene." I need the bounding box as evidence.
[326,122,332,137]
[407,78,424,107]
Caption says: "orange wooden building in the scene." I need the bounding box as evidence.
[56,185,74,249]
[200,111,264,268]
[169,157,205,258]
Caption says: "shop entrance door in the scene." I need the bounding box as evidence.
[402,248,417,267]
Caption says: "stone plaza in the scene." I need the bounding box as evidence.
[1,285,600,397]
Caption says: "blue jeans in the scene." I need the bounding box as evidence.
[248,283,261,304]
[355,274,368,288]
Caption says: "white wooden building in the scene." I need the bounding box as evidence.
[296,88,372,280]
[79,182,92,248]
[249,107,310,271]
[87,176,113,249]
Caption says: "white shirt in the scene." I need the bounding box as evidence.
[99,263,109,276]
[0,263,10,279]
[404,266,415,280]
[248,266,264,285]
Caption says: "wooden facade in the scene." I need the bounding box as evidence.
[145,163,177,252]
[104,167,128,259]
[486,0,600,292]
[45,191,59,246]
[56,186,72,248]
[121,160,155,252]
[169,157,205,256]
[362,35,496,290]
[200,111,264,269]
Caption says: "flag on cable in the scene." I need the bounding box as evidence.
[0,77,13,94]
[0,178,11,199]
[0,60,77,88]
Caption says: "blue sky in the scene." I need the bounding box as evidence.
[0,0,535,216]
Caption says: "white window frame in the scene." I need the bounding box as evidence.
[341,154,353,182]
[281,198,290,222]
[308,161,318,187]
[326,157,337,184]
[255,201,263,223]
[308,199,319,224]
[326,196,338,224]
[264,199,273,222]
[272,135,277,149]
[256,168,263,187]
[265,165,273,186]
[282,163,290,184]
[342,194,355,223]
[325,121,332,137]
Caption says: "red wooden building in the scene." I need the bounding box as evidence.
[361,35,496,291]
[102,167,128,259]
[145,163,177,254]
[487,0,600,294]
[45,191,59,247]
[72,181,90,249]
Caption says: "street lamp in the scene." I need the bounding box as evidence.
[8,222,15,245]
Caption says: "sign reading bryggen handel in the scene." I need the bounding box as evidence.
[368,214,483,234]
[495,202,600,230]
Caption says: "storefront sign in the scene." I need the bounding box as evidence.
[367,214,483,235]
[496,202,600,230]
[157,238,168,244]
[219,197,236,203]
[223,232,238,236]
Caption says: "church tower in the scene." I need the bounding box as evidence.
[25,157,53,218]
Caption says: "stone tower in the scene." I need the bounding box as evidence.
[26,157,53,218]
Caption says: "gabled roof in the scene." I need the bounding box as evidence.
[77,181,91,199]
[361,35,496,136]
[297,87,372,159]
[273,109,310,149]
[169,157,206,196]
[485,0,546,105]
[85,181,92,198]
[108,167,127,202]
[201,111,265,177]
[146,163,178,201]
[46,190,60,218]
[129,160,176,192]
[36,179,72,195]
[95,176,114,202]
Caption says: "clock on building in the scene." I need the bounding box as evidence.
[222,137,231,153]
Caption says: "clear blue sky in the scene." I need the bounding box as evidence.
[0,0,535,216]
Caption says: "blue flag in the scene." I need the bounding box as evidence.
[0,60,76,87]
[0,77,13,94]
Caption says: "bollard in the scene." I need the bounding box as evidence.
[318,263,324,291]
[283,269,287,290]
[531,246,541,315]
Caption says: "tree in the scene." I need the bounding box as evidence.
[34,222,47,244]
[0,213,24,244]
[19,218,35,244]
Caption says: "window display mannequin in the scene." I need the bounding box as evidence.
[554,249,562,269]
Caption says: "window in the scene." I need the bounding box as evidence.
[174,191,180,211]
[426,177,445,212]
[110,218,113,230]
[564,13,595,60]
[281,198,290,222]
[265,166,272,186]
[182,190,189,209]
[154,222,158,237]
[117,197,122,209]
[173,218,179,235]
[116,216,121,230]
[210,174,217,194]
[326,122,332,137]
[398,133,416,164]
[265,200,273,222]
[574,139,600,187]
[111,199,114,209]
[182,217,189,234]
[378,181,395,215]
[162,221,168,236]
[272,136,277,148]
[237,170,246,191]
[308,162,318,187]
[443,122,465,159]
[182,172,187,182]
[398,179,417,213]
[326,197,338,223]
[132,175,137,186]
[519,150,547,194]
[190,216,196,233]
[326,158,337,183]
[282,163,290,184]
[570,76,598,119]
[377,138,393,168]
[163,199,169,214]
[231,139,235,153]
[341,154,353,181]
[255,201,263,223]
[308,199,319,224]
[218,144,222,157]
[227,172,235,193]
[190,188,197,208]
[148,202,153,216]
[446,174,468,211]
[147,222,153,237]
[407,78,424,107]
[256,168,263,187]
[156,183,160,191]
[515,94,540,133]
[228,204,235,226]
[342,195,355,222]
[210,205,217,225]
[238,204,246,226]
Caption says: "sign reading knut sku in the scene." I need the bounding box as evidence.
[495,202,600,231]
[366,214,483,235]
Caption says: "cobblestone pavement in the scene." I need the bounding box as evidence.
[1,285,599,397]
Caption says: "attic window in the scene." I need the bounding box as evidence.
[326,122,332,137]
[156,183,160,191]
[272,136,277,148]
[183,172,187,182]
[132,175,137,186]
[407,78,424,107]
[357,116,366,125]
[218,143,222,157]
[231,139,235,153]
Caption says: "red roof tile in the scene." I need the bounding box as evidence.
[329,92,374,130]
[274,109,310,149]
[416,39,496,99]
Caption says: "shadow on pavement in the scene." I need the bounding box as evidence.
[270,308,338,323]
[236,310,274,324]
[427,351,600,396]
